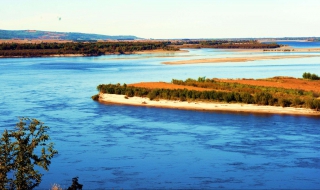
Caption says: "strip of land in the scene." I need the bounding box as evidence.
[228,47,320,53]
[96,77,320,116]
[163,55,320,65]
[99,93,320,116]
[134,49,189,54]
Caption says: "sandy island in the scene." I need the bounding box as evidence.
[98,77,320,116]
[163,54,320,65]
[99,93,320,116]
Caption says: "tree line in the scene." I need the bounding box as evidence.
[93,80,320,111]
[302,72,320,80]
[172,40,280,49]
[0,42,178,57]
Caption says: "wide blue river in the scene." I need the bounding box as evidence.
[1,43,320,189]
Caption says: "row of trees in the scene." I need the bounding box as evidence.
[94,83,320,110]
[302,72,320,80]
[0,42,178,57]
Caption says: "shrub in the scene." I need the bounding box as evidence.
[125,89,134,97]
[240,92,253,104]
[313,99,320,110]
[254,92,274,105]
[91,94,99,101]
[148,89,158,100]
[279,98,291,107]
[303,72,320,80]
[292,98,302,107]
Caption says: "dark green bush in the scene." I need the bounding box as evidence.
[303,72,320,80]
[91,94,99,101]
[279,98,291,107]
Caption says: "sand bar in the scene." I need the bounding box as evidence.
[163,55,319,65]
[99,94,320,116]
[135,49,188,54]
[227,47,320,53]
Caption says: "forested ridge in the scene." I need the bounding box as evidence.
[94,77,320,111]
[0,29,138,40]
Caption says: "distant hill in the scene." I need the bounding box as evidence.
[0,29,140,41]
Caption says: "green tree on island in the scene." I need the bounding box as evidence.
[0,118,58,190]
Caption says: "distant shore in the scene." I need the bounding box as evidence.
[1,46,320,59]
[99,94,320,116]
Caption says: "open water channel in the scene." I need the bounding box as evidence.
[1,42,320,189]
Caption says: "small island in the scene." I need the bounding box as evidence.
[93,74,320,116]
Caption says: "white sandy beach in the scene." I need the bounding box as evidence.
[99,94,320,116]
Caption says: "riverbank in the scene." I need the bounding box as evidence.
[99,93,320,116]
[2,46,320,59]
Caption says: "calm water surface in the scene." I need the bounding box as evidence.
[274,41,320,48]
[1,46,320,189]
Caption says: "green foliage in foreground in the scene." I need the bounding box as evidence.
[302,72,320,80]
[95,80,320,111]
[0,118,58,190]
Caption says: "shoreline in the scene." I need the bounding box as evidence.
[1,47,320,59]
[98,94,320,116]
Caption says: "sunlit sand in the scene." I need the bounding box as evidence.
[99,94,320,116]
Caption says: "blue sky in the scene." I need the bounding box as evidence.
[1,0,320,39]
